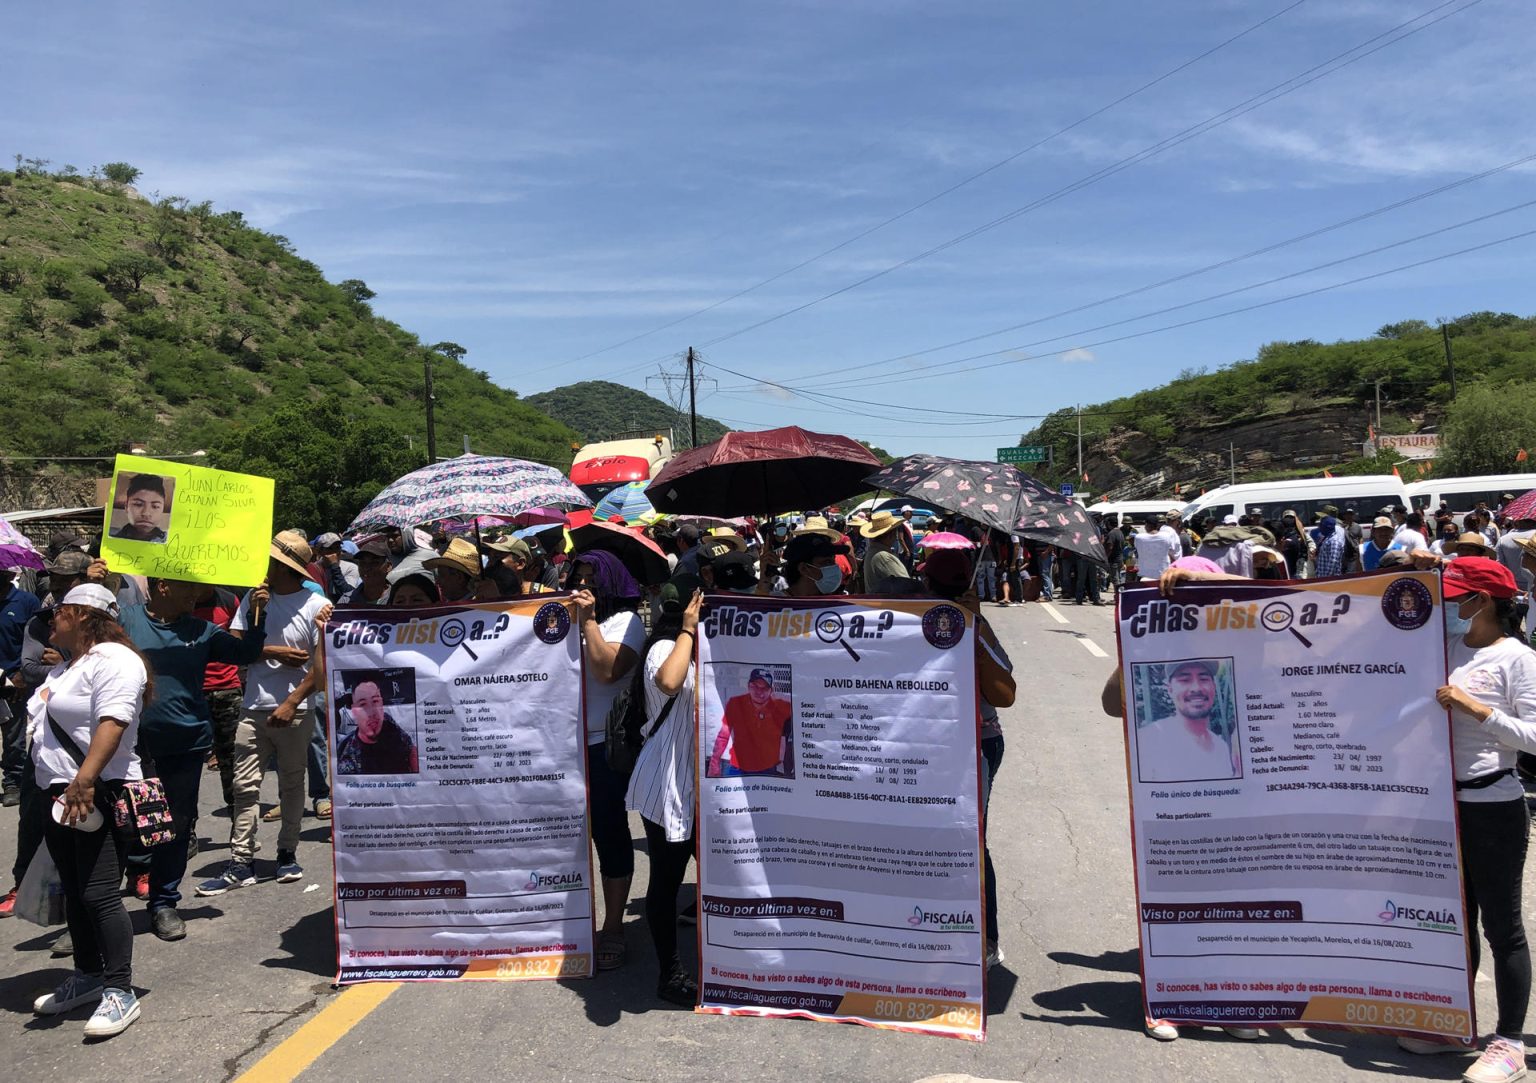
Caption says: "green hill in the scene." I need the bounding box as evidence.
[0,162,579,525]
[526,380,731,449]
[1018,313,1536,496]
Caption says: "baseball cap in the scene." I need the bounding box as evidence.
[658,573,704,616]
[1371,516,1394,529]
[46,550,93,577]
[713,551,759,591]
[748,667,774,685]
[356,538,391,560]
[313,532,342,550]
[1165,659,1218,680]
[1443,556,1519,600]
[1377,549,1413,568]
[676,524,701,544]
[60,583,119,619]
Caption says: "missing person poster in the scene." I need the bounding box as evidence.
[99,454,274,585]
[696,596,985,1040]
[1117,572,1474,1041]
[324,596,592,983]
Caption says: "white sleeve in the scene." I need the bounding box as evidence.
[230,591,251,632]
[619,612,647,655]
[89,648,146,727]
[1481,648,1536,756]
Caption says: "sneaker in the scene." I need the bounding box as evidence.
[50,930,74,957]
[0,887,15,917]
[1146,1019,1180,1041]
[83,987,140,1038]
[657,966,699,1007]
[196,863,255,897]
[1399,1035,1469,1055]
[1463,1038,1527,1083]
[151,907,186,942]
[131,873,149,901]
[33,970,104,1014]
[1224,1027,1261,1040]
[1,784,18,807]
[678,901,697,927]
[313,798,332,819]
[186,833,199,860]
[275,852,303,883]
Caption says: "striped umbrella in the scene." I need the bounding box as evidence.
[347,454,590,534]
[0,515,45,571]
[593,481,657,525]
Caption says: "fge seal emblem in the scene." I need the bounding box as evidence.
[922,604,966,650]
[1382,577,1433,631]
[533,602,572,644]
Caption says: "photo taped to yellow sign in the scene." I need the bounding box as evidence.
[100,454,275,587]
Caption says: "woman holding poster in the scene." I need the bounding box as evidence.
[1401,555,1536,1083]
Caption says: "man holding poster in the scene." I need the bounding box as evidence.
[1114,566,1479,1054]
[695,595,985,1040]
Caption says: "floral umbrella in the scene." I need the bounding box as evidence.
[864,454,1106,564]
[0,516,45,571]
[1499,488,1536,522]
[347,454,590,535]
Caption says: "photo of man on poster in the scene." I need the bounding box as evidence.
[109,472,175,544]
[708,666,794,779]
[336,672,419,775]
[1133,658,1241,784]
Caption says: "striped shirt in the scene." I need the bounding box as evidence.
[624,638,698,843]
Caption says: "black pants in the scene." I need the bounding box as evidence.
[148,751,204,911]
[10,752,45,886]
[642,816,695,976]
[587,744,634,880]
[1459,797,1531,1037]
[43,783,132,990]
[981,734,1004,944]
[1,688,27,789]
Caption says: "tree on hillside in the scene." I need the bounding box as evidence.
[338,279,376,306]
[102,252,164,292]
[1437,381,1536,478]
[432,341,467,362]
[1376,320,1431,340]
[100,162,142,185]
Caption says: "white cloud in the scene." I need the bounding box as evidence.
[1061,348,1096,364]
[755,382,797,402]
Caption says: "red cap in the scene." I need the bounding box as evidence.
[1443,556,1519,600]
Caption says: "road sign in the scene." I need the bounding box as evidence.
[1059,483,1075,497]
[997,445,1050,464]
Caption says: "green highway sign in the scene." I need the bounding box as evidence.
[997,445,1050,464]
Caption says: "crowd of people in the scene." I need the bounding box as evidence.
[1,488,1534,1081]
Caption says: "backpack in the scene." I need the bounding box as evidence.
[603,658,675,775]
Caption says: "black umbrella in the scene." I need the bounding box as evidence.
[646,426,881,517]
[864,454,1107,564]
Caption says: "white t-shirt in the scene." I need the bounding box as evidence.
[1135,714,1239,784]
[30,642,147,787]
[1134,527,1182,581]
[583,610,646,746]
[232,587,326,711]
[1447,634,1536,802]
[1393,527,1429,553]
[625,638,698,842]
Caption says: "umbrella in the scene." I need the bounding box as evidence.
[347,454,590,534]
[1500,488,1536,522]
[646,426,881,517]
[918,531,975,550]
[569,521,670,586]
[667,514,751,531]
[593,481,657,525]
[0,516,45,571]
[864,454,1107,564]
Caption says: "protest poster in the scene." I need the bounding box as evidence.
[99,454,273,586]
[695,595,985,1040]
[324,596,592,983]
[1117,572,1474,1041]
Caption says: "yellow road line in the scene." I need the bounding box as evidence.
[234,983,400,1083]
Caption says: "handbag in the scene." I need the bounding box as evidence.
[603,661,676,775]
[47,711,176,849]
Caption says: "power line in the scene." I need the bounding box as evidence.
[536,0,1310,371]
[616,0,1478,369]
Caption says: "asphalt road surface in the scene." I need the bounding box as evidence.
[1,597,1521,1082]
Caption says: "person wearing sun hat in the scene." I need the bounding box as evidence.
[201,531,328,898]
[859,511,915,594]
[1395,553,1536,1077]
[423,538,484,603]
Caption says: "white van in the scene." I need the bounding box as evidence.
[1085,500,1183,529]
[1406,474,1536,514]
[1178,476,1411,529]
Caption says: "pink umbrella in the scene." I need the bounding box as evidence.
[917,531,975,550]
[1501,488,1536,522]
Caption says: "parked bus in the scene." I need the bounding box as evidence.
[569,429,674,503]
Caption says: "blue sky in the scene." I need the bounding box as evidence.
[7,1,1533,462]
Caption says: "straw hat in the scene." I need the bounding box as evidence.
[704,529,748,554]
[799,516,842,541]
[270,530,314,578]
[1455,532,1494,557]
[424,537,482,579]
[859,510,903,538]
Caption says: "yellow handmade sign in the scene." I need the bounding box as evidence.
[100,455,274,586]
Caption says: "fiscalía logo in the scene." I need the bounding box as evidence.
[907,903,977,931]
[524,870,585,892]
[533,602,572,645]
[1379,899,1457,931]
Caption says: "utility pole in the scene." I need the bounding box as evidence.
[424,352,438,461]
[686,347,699,448]
[1229,443,1236,486]
[1076,403,1083,482]
[1440,322,1457,399]
[1374,378,1384,434]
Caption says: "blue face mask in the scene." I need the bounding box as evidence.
[1443,598,1479,638]
[814,564,844,595]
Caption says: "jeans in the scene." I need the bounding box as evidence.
[1107,562,1124,594]
[976,561,997,601]
[587,743,634,880]
[44,782,132,989]
[207,688,243,807]
[642,815,695,976]
[1039,554,1054,600]
[1072,555,1101,604]
[230,708,311,864]
[980,734,1004,944]
[147,750,205,911]
[1460,798,1531,1036]
[307,706,330,803]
